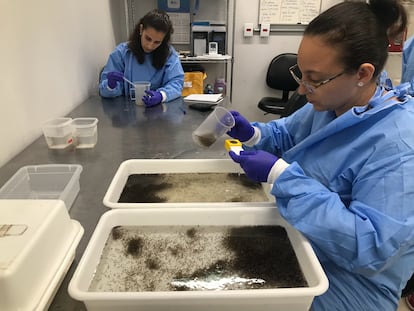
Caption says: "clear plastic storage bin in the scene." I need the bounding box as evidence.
[0,164,82,210]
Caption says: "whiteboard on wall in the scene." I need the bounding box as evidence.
[259,0,322,25]
[168,12,191,44]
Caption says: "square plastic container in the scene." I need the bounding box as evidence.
[68,207,328,311]
[103,159,274,208]
[42,117,73,149]
[0,164,82,210]
[0,200,84,311]
[72,118,98,149]
[129,81,151,105]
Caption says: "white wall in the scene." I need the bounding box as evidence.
[0,0,119,167]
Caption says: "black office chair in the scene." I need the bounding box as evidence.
[258,53,307,117]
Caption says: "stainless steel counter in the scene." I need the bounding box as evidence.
[0,96,231,310]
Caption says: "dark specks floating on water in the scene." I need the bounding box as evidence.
[226,173,262,189]
[145,257,161,270]
[192,133,217,147]
[186,227,197,239]
[118,174,169,203]
[118,173,269,203]
[126,237,143,257]
[89,225,307,292]
[111,226,123,240]
[170,226,307,291]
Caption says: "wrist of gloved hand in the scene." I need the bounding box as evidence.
[227,111,255,142]
[107,80,118,89]
[267,158,290,184]
[242,126,261,147]
[107,81,118,90]
[142,90,163,107]
[228,150,279,183]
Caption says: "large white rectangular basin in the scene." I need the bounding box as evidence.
[103,159,274,208]
[68,207,328,311]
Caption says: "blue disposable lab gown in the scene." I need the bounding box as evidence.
[402,36,414,83]
[250,86,414,311]
[99,42,184,102]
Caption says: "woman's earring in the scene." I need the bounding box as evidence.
[357,82,364,87]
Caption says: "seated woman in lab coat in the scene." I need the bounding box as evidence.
[227,0,414,310]
[99,9,184,107]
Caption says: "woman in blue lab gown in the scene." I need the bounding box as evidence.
[402,35,414,84]
[99,9,184,107]
[227,0,414,310]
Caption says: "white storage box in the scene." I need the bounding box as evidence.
[68,207,328,311]
[103,159,274,208]
[0,164,82,210]
[0,200,84,311]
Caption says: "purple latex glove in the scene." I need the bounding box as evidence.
[226,111,255,142]
[107,71,124,89]
[142,90,163,107]
[229,150,278,182]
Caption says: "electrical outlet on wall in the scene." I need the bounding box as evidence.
[244,23,254,37]
[260,23,270,37]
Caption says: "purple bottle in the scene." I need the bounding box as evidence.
[214,78,226,95]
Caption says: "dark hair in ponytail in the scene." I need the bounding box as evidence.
[128,9,174,70]
[304,0,408,78]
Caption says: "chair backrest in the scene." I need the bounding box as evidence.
[280,90,308,117]
[266,53,299,92]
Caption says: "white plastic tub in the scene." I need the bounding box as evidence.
[68,207,328,311]
[0,164,82,211]
[42,117,73,149]
[0,200,83,311]
[103,159,274,208]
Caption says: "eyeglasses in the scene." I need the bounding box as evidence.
[289,64,345,94]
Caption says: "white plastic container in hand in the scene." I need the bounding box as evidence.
[130,81,151,105]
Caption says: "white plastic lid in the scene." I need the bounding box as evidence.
[0,200,84,311]
[0,201,54,269]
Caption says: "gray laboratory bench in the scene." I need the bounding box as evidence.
[0,95,231,310]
